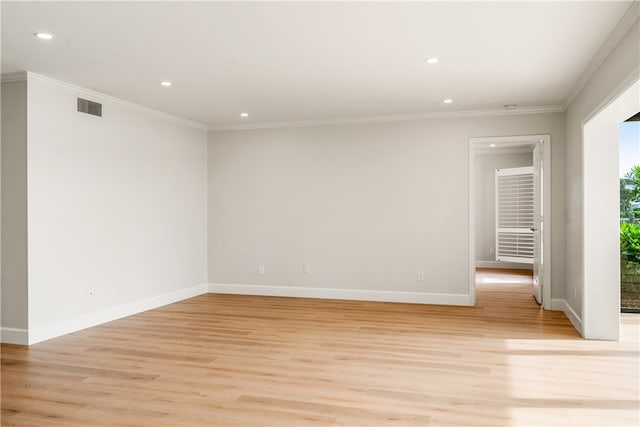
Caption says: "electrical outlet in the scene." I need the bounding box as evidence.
[259,265,265,275]
[417,272,425,281]
[303,263,311,274]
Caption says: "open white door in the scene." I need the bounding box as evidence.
[532,143,543,304]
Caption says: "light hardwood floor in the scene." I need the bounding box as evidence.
[2,270,639,426]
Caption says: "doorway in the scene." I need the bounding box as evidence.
[468,135,552,308]
[583,79,639,340]
[619,113,640,313]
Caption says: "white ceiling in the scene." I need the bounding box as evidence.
[1,1,634,129]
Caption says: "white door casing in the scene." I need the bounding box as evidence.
[469,134,551,309]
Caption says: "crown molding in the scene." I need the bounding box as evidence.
[563,1,639,110]
[8,72,561,134]
[208,105,564,132]
[26,72,208,131]
[1,71,28,83]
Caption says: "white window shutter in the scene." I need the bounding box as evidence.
[495,166,534,264]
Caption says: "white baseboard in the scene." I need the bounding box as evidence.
[208,283,473,306]
[28,284,208,345]
[1,327,29,345]
[551,298,584,336]
[476,261,533,270]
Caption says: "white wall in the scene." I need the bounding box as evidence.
[564,18,639,330]
[475,151,533,264]
[25,73,208,343]
[1,80,29,342]
[208,113,565,303]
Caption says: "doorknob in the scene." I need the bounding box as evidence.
[530,228,537,232]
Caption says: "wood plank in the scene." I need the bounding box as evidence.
[2,269,638,426]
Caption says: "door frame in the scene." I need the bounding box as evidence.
[468,134,552,309]
[582,78,639,340]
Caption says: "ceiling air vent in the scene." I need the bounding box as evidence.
[77,98,102,117]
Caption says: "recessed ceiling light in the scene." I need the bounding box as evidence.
[34,32,53,40]
[240,113,249,118]
[443,99,453,104]
[504,104,517,110]
[490,144,496,148]
[159,81,172,87]
[425,57,439,64]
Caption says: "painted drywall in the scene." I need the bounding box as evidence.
[1,80,28,340]
[564,18,640,324]
[26,73,208,343]
[208,113,565,302]
[475,151,533,264]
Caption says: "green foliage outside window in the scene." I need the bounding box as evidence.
[621,165,640,221]
[620,166,640,263]
[620,165,640,263]
[620,222,640,264]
